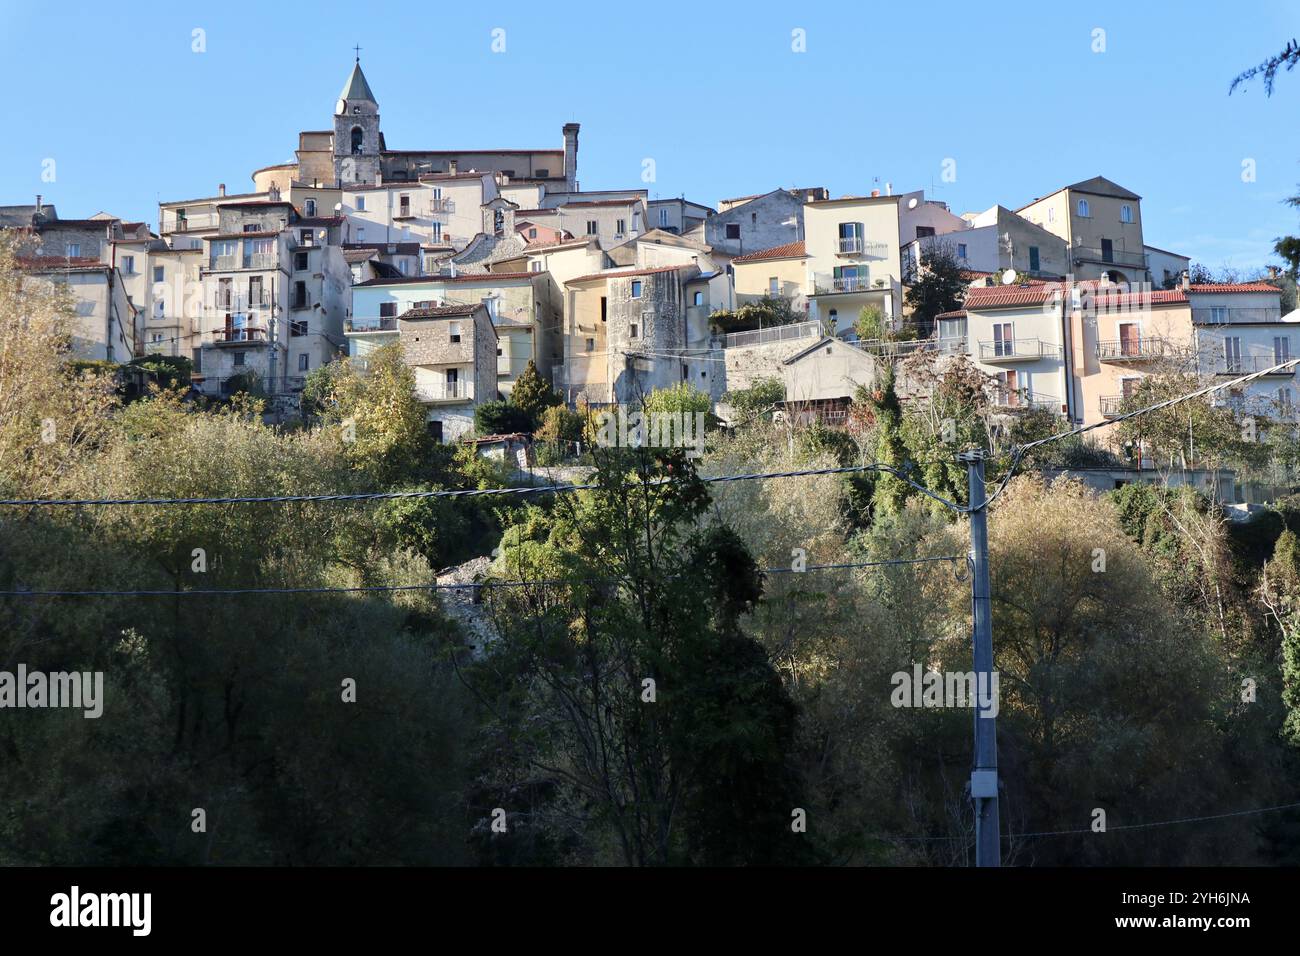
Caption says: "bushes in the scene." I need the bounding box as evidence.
[474,400,533,436]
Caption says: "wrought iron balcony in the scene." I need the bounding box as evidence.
[1212,356,1296,376]
[1070,245,1148,268]
[345,316,399,333]
[978,337,1058,362]
[1096,336,1171,362]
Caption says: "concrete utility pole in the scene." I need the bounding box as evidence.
[960,450,1000,867]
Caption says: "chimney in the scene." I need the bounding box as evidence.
[218,183,226,197]
[1180,270,1190,292]
[375,171,383,186]
[34,194,42,214]
[870,189,880,198]
[563,123,580,190]
[448,159,458,176]
[885,182,892,196]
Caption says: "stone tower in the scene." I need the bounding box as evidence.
[333,58,381,186]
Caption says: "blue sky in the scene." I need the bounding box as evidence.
[4,0,1300,270]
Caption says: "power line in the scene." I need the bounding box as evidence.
[0,464,900,508]
[0,556,961,598]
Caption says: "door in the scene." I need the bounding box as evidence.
[1224,337,1242,373]
[993,322,1013,357]
[1002,370,1018,406]
[1101,238,1114,263]
[1118,323,1140,357]
[445,367,459,399]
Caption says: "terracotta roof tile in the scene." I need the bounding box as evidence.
[399,304,482,319]
[732,240,806,264]
[567,264,689,284]
[1188,282,1281,294]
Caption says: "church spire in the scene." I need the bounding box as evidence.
[338,56,376,106]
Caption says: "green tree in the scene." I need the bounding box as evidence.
[854,305,886,342]
[508,359,560,427]
[474,399,533,436]
[904,243,966,335]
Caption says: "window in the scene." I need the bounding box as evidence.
[399,259,409,275]
[616,219,626,236]
[304,199,317,217]
[586,220,598,235]
[1224,336,1242,373]
[1120,204,1133,223]
[356,227,365,242]
[535,168,549,178]
[122,255,135,274]
[1047,207,1056,223]
[838,221,864,253]
[531,260,543,273]
[298,354,309,372]
[585,338,595,352]
[355,196,366,212]
[299,229,313,246]
[915,226,936,239]
[1276,336,1291,363]
[398,194,411,216]
[192,348,202,373]
[233,351,246,367]
[1029,246,1040,272]
[659,208,669,227]
[956,243,967,259]
[630,323,638,338]
[1077,199,1090,217]
[149,332,164,345]
[293,281,307,309]
[351,126,364,154]
[725,223,741,240]
[290,319,308,336]
[249,275,263,305]
[751,212,757,223]
[1210,306,1228,323]
[769,277,780,295]
[351,265,363,283]
[600,297,607,322]
[631,280,643,298]
[993,322,1014,357]
[693,291,703,306]
[153,265,165,283]
[1280,388,1294,415]
[528,227,537,239]
[294,252,309,272]
[66,243,80,257]
[449,322,461,343]
[379,302,397,318]
[431,221,443,241]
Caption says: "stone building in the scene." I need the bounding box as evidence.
[397,303,497,443]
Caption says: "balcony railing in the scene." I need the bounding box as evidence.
[1070,245,1148,268]
[978,337,1058,362]
[1099,394,1129,418]
[836,236,890,258]
[991,388,1061,412]
[346,316,399,333]
[416,380,474,402]
[1192,308,1283,325]
[211,327,269,344]
[428,198,455,215]
[208,253,278,272]
[811,272,892,295]
[1096,336,1171,362]
[723,320,821,349]
[161,212,220,233]
[1212,356,1296,376]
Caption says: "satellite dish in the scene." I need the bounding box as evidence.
[1000,269,1017,285]
[907,197,919,210]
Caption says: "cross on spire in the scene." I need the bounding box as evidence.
[353,44,362,62]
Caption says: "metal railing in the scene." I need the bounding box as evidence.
[1191,308,1283,325]
[1212,355,1296,375]
[811,272,893,295]
[992,388,1060,411]
[161,212,220,233]
[211,327,269,344]
[346,316,399,333]
[1070,245,1148,268]
[837,236,890,258]
[416,381,474,402]
[1096,336,1170,361]
[978,337,1057,361]
[723,320,821,349]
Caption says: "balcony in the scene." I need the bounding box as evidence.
[811,272,893,295]
[991,388,1061,412]
[207,253,278,272]
[416,380,474,403]
[978,337,1058,362]
[1070,245,1148,269]
[1096,336,1171,362]
[1192,308,1283,325]
[161,212,220,234]
[1099,394,1129,418]
[345,316,399,333]
[836,236,890,258]
[211,327,269,345]
[428,198,456,215]
[1213,356,1296,376]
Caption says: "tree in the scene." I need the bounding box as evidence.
[474,399,534,436]
[1230,38,1300,95]
[860,364,911,518]
[508,359,560,427]
[904,243,966,336]
[643,382,713,420]
[722,377,785,420]
[708,296,801,335]
[855,305,886,342]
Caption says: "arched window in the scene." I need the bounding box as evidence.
[351,127,364,155]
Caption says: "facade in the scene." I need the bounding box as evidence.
[1189,283,1293,416]
[647,197,714,236]
[960,283,1071,415]
[1146,244,1191,289]
[1017,176,1149,285]
[396,303,497,443]
[906,205,1069,280]
[803,194,903,336]
[780,336,878,425]
[699,188,822,259]
[348,271,559,397]
[731,240,809,311]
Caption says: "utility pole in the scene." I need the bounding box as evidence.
[959,449,1000,867]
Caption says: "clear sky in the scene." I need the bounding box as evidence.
[4,0,1300,270]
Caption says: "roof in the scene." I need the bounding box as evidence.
[339,60,376,103]
[560,199,641,208]
[782,336,873,366]
[1188,282,1281,294]
[1143,243,1189,259]
[16,256,110,273]
[934,309,967,320]
[732,240,806,264]
[567,264,690,284]
[1016,175,1141,212]
[962,283,1065,309]
[343,248,379,264]
[354,271,537,288]
[1089,289,1188,308]
[399,304,483,320]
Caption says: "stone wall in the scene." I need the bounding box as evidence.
[721,338,813,394]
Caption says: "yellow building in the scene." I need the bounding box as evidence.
[1017,176,1148,285]
[730,240,809,309]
